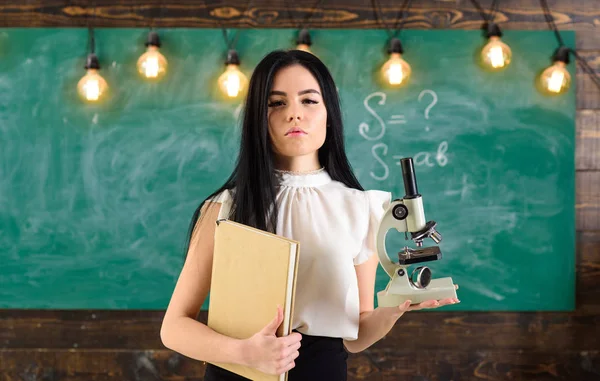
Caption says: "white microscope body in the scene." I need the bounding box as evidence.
[376,157,458,307]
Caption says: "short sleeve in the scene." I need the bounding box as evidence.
[354,190,392,265]
[205,189,233,220]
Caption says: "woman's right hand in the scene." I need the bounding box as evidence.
[242,306,302,375]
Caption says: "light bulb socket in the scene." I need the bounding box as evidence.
[483,22,503,38]
[297,28,312,46]
[388,38,404,54]
[84,53,100,70]
[553,46,571,65]
[225,49,240,65]
[145,30,161,48]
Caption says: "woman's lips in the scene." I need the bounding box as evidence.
[285,127,307,136]
[287,131,307,136]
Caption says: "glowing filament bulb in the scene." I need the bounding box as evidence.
[77,54,108,102]
[218,50,248,99]
[382,53,411,86]
[538,46,572,95]
[380,38,411,87]
[137,46,168,80]
[540,61,571,94]
[225,68,241,97]
[481,36,512,70]
[82,76,100,100]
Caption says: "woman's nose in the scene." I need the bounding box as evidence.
[287,106,302,122]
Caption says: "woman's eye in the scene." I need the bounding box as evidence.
[302,99,318,104]
[268,100,284,107]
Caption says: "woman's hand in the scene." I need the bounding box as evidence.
[241,306,302,375]
[342,297,460,353]
[407,297,459,311]
[374,297,460,327]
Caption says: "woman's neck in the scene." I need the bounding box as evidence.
[274,154,322,173]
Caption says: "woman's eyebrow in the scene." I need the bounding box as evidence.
[298,89,321,96]
[269,89,321,96]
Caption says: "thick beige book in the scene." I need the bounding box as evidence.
[207,219,300,381]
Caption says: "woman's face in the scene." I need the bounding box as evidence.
[267,64,327,161]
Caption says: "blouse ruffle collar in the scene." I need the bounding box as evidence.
[274,167,332,188]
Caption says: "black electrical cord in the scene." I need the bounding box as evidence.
[372,0,413,40]
[539,0,565,47]
[571,49,600,90]
[539,0,600,90]
[83,0,100,70]
[220,0,255,51]
[469,0,499,24]
[286,0,328,30]
[84,0,97,54]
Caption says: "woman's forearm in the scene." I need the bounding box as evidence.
[343,310,397,353]
[161,316,249,365]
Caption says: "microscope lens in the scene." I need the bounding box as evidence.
[400,158,419,198]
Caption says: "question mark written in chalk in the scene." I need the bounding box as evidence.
[418,89,438,132]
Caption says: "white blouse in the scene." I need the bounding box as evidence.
[207,168,391,341]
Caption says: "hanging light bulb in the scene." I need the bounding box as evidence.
[480,23,512,70]
[296,29,312,53]
[218,49,248,99]
[77,53,108,102]
[381,38,411,87]
[539,46,571,95]
[137,30,168,80]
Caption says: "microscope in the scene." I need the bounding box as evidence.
[376,157,458,307]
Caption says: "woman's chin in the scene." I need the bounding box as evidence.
[277,147,318,158]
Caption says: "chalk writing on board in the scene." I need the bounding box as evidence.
[443,173,477,201]
[388,115,406,125]
[358,89,449,181]
[370,143,388,181]
[370,140,449,180]
[393,141,449,167]
[418,89,438,133]
[358,92,387,141]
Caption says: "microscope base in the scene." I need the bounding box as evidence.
[377,277,458,307]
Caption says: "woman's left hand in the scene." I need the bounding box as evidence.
[407,297,459,311]
[345,297,461,353]
[371,297,460,329]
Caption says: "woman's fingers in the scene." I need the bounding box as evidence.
[281,340,301,358]
[277,360,296,375]
[276,351,299,375]
[408,298,460,311]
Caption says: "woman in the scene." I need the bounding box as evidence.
[160,50,458,381]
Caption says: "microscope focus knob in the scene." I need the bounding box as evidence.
[410,266,432,289]
[392,204,409,220]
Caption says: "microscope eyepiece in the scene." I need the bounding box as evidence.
[400,158,420,199]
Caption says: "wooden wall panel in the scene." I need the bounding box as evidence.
[577,172,600,231]
[577,110,600,170]
[0,0,598,52]
[0,349,599,381]
[576,51,600,110]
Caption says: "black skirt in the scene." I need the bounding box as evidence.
[204,332,348,381]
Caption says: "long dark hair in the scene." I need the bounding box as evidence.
[184,49,363,256]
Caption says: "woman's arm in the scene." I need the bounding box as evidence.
[160,202,249,365]
[342,252,394,353]
[160,202,302,375]
[343,253,458,353]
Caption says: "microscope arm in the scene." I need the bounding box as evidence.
[376,200,407,278]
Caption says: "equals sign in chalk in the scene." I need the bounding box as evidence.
[388,115,406,125]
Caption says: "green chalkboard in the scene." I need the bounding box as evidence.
[0,28,576,311]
